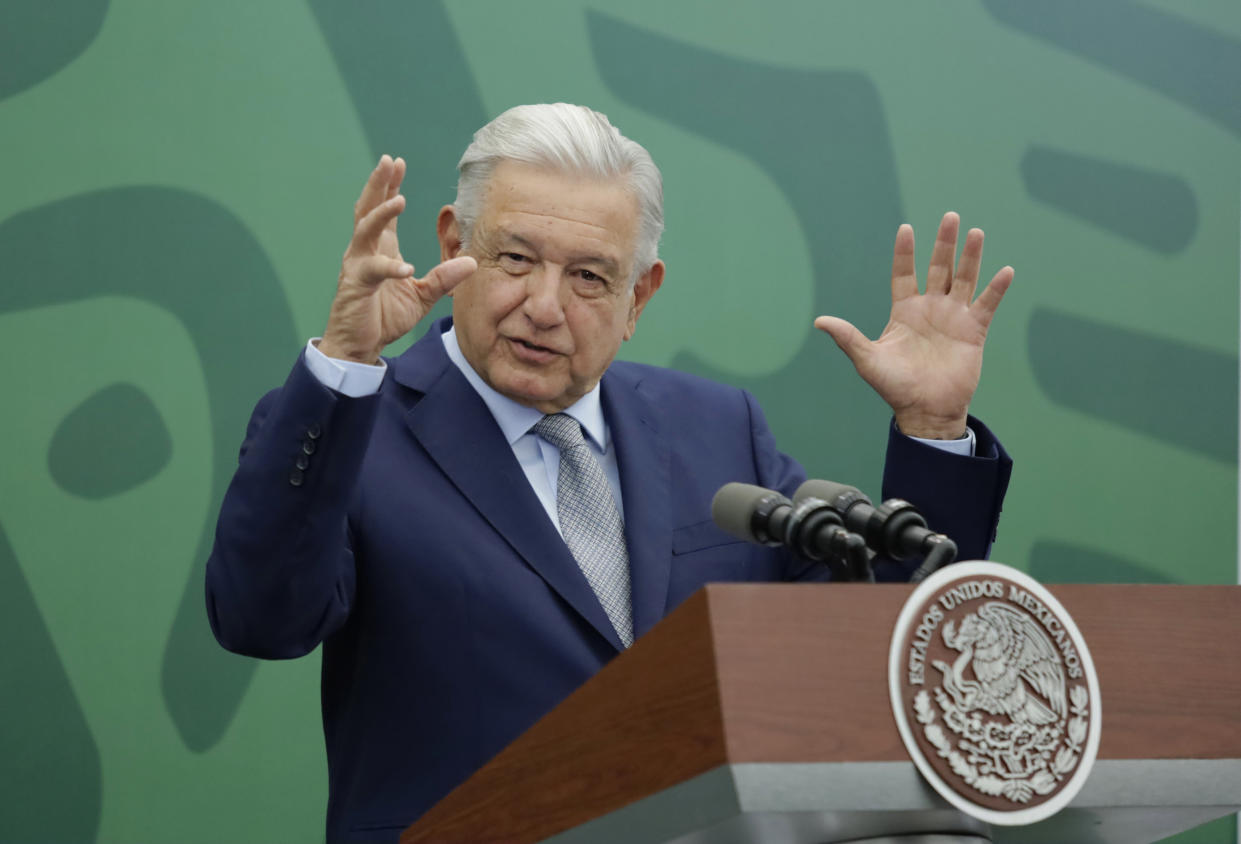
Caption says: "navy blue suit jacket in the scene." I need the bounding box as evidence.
[206,319,1011,842]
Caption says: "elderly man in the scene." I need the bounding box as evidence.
[207,104,1012,842]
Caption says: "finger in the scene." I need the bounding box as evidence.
[414,256,478,302]
[354,155,393,224]
[814,315,874,366]
[891,224,918,301]
[353,195,405,251]
[386,157,406,202]
[382,159,407,238]
[351,254,415,286]
[951,227,985,303]
[925,212,960,295]
[970,266,1014,329]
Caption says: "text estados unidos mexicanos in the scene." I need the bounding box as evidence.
[906,579,1084,686]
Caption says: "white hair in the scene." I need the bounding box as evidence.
[454,103,664,283]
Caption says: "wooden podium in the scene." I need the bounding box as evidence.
[402,584,1241,844]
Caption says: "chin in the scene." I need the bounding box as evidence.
[495,378,563,409]
[489,362,564,402]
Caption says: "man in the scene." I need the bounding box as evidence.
[207,104,1012,841]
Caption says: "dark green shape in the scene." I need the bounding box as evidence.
[0,0,109,101]
[1028,308,1237,463]
[307,0,489,281]
[1161,815,1237,844]
[984,0,1241,137]
[1028,539,1174,584]
[48,382,173,500]
[0,520,102,842]
[1021,146,1198,254]
[0,187,298,751]
[589,12,902,486]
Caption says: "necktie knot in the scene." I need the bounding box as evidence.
[533,413,587,452]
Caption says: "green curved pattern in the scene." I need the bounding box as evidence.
[984,0,1241,137]
[0,0,109,101]
[0,521,102,842]
[49,383,173,500]
[307,0,489,270]
[1020,147,1198,254]
[0,187,298,752]
[1028,308,1236,464]
[0,1,1236,841]
[1029,540,1176,585]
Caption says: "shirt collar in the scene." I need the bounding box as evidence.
[441,325,609,450]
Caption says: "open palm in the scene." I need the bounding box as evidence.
[815,213,1013,439]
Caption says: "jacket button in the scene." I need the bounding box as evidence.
[289,468,304,487]
[302,439,316,455]
[296,454,310,470]
[307,423,322,439]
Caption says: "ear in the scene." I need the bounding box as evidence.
[437,205,463,263]
[624,260,665,341]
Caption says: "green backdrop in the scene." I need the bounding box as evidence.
[1,1,1237,841]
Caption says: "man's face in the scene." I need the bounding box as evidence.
[439,160,663,413]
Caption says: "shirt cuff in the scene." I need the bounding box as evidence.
[906,426,976,457]
[304,338,387,397]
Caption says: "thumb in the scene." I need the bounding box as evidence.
[814,315,871,364]
[416,256,477,300]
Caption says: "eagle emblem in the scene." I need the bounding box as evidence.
[889,563,1101,826]
[934,601,1066,728]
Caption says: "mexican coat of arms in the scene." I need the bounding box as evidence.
[889,562,1102,826]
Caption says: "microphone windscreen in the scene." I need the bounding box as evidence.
[795,478,863,504]
[711,482,785,543]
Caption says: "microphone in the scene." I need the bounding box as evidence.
[710,481,792,546]
[793,479,957,581]
[710,482,872,581]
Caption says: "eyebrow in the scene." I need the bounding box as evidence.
[497,232,622,278]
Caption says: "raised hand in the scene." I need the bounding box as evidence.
[319,155,477,364]
[814,212,1013,439]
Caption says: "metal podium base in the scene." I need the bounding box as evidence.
[542,759,1241,844]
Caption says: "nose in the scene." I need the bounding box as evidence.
[522,265,565,328]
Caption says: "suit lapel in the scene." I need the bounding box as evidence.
[602,367,673,641]
[392,322,625,652]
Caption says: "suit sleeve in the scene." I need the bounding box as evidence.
[205,353,381,658]
[740,387,1012,583]
[873,414,1013,580]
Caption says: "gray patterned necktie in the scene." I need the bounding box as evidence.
[533,413,634,647]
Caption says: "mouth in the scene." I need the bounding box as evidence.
[514,337,556,353]
[507,336,563,362]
